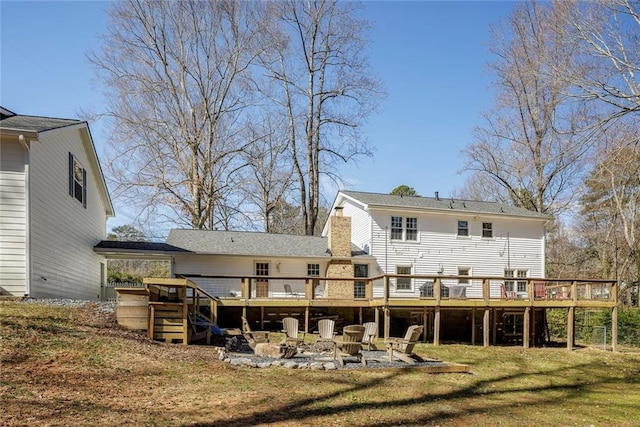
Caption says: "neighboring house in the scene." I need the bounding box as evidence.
[0,107,114,299]
[324,190,552,298]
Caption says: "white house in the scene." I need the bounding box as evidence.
[0,107,114,299]
[97,190,550,302]
[324,190,552,299]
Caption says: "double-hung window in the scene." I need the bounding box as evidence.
[504,269,528,293]
[391,216,403,240]
[390,216,418,241]
[406,217,417,241]
[396,266,412,291]
[482,222,493,238]
[458,267,470,285]
[457,220,469,236]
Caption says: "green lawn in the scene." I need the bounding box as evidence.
[2,302,639,426]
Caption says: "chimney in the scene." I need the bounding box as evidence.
[325,207,355,299]
[328,207,351,257]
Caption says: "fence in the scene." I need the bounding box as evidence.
[101,281,144,301]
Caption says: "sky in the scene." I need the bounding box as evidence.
[1,0,516,230]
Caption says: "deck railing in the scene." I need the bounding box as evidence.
[175,274,617,305]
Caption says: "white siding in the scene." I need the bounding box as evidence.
[368,208,546,297]
[173,254,329,297]
[342,199,372,253]
[28,127,107,299]
[0,140,27,295]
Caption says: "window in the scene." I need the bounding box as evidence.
[457,220,468,236]
[396,266,412,291]
[68,152,87,208]
[354,264,368,299]
[458,267,469,285]
[307,264,320,277]
[504,269,528,293]
[390,216,418,241]
[406,217,418,241]
[482,222,493,238]
[391,216,403,240]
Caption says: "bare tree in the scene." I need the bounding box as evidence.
[262,0,383,235]
[579,124,640,302]
[241,115,295,233]
[557,0,640,125]
[91,0,266,230]
[463,2,593,216]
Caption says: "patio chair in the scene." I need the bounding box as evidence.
[281,316,306,346]
[386,325,424,364]
[315,318,337,343]
[362,321,378,350]
[283,284,301,298]
[241,316,270,350]
[333,324,366,367]
[501,283,515,300]
[534,282,546,299]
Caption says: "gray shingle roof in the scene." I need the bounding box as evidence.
[0,113,83,133]
[94,240,191,253]
[166,229,367,258]
[340,190,552,220]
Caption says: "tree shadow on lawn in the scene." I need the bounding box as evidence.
[187,359,637,427]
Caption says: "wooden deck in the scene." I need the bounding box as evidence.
[170,274,618,351]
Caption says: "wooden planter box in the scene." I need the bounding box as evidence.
[116,288,150,330]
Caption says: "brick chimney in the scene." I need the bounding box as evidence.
[325,206,355,299]
[327,207,351,257]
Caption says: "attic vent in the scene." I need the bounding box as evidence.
[435,191,440,200]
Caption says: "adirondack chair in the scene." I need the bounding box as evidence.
[386,325,424,364]
[315,318,337,343]
[333,324,366,366]
[241,316,270,350]
[281,316,306,346]
[362,321,378,350]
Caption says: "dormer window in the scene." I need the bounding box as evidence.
[68,153,86,208]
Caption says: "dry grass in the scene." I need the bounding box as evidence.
[1,301,639,426]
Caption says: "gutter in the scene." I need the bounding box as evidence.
[18,134,32,296]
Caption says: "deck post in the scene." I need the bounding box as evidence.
[384,276,390,305]
[492,308,498,345]
[471,307,476,345]
[305,279,313,300]
[483,278,489,304]
[483,308,490,347]
[260,306,265,329]
[211,300,217,326]
[359,307,363,324]
[435,277,442,304]
[181,287,188,345]
[434,306,441,346]
[304,306,310,334]
[567,306,575,350]
[523,307,530,348]
[375,307,380,330]
[612,305,618,352]
[422,306,428,343]
[384,307,390,339]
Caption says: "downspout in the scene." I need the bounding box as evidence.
[19,135,31,296]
